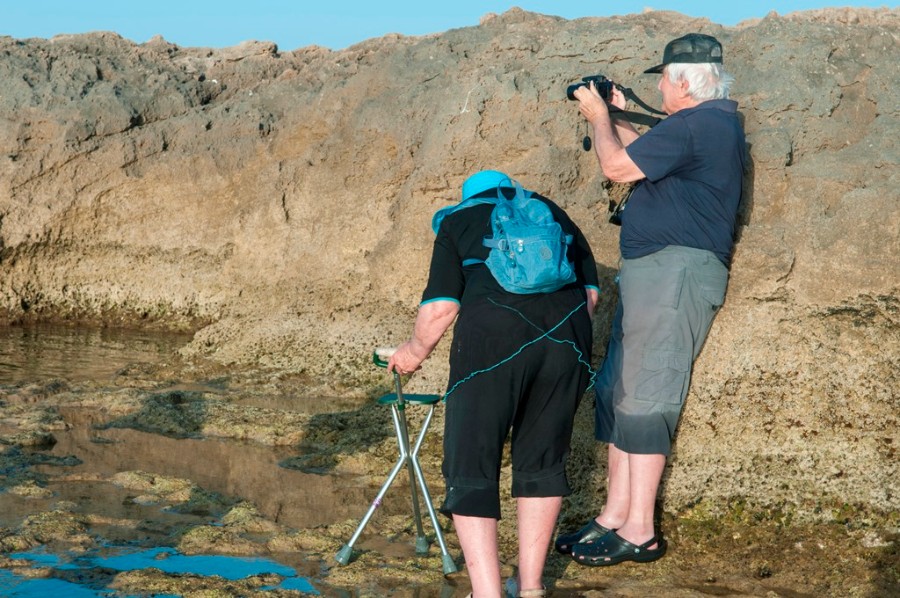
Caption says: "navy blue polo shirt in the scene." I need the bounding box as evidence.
[622,99,745,267]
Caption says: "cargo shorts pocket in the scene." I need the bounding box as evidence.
[696,270,728,311]
[621,262,686,310]
[634,348,692,404]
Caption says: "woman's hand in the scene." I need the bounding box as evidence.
[387,342,427,375]
[386,300,460,375]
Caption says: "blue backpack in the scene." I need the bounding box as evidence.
[432,179,576,294]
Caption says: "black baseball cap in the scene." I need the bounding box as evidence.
[644,33,723,74]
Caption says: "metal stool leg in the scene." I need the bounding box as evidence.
[335,430,409,565]
[336,350,458,572]
[409,404,458,574]
[391,374,429,555]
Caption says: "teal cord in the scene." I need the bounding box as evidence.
[443,300,597,401]
[490,299,598,391]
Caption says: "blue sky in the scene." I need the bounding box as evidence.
[3,1,894,50]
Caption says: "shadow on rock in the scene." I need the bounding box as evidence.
[868,532,900,598]
[100,390,209,438]
[279,396,395,474]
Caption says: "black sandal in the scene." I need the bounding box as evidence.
[571,531,667,567]
[554,520,612,554]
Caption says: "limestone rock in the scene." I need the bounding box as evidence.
[0,9,897,519]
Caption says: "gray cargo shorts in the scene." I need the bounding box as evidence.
[595,246,728,455]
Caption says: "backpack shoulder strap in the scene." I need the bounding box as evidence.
[431,196,497,234]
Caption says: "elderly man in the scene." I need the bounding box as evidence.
[555,33,746,566]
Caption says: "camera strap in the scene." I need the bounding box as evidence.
[577,82,666,151]
[610,85,666,127]
[618,86,667,116]
[609,108,662,127]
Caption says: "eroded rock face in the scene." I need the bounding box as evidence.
[0,9,897,518]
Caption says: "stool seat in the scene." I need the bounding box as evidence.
[377,393,442,406]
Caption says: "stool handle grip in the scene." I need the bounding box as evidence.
[373,346,397,368]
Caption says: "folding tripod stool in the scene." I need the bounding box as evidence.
[334,348,457,575]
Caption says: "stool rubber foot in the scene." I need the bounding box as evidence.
[441,554,458,575]
[335,544,353,565]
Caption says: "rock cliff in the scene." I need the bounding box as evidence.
[0,8,897,520]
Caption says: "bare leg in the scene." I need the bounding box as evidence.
[453,514,502,598]
[516,496,560,592]
[594,445,665,547]
[595,444,630,530]
[616,452,665,547]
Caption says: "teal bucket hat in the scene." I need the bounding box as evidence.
[461,169,513,201]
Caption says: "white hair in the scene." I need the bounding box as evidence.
[665,63,734,101]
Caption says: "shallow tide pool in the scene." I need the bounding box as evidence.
[0,324,397,596]
[0,324,192,385]
[4,546,317,595]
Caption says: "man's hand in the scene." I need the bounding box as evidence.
[572,81,646,183]
[574,82,629,124]
[573,82,610,125]
[608,85,627,111]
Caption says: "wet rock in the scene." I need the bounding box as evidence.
[110,470,195,502]
[221,501,279,534]
[177,525,263,556]
[108,470,236,521]
[101,389,310,445]
[266,529,335,554]
[7,480,53,498]
[19,508,93,548]
[0,431,57,448]
[107,568,298,597]
[0,530,38,553]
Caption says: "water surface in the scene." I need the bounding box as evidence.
[0,324,192,385]
[0,324,413,596]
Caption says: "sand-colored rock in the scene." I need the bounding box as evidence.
[0,8,897,526]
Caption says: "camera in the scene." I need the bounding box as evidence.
[607,182,639,226]
[566,75,614,101]
[608,201,624,226]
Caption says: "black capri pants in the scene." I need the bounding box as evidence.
[439,295,593,519]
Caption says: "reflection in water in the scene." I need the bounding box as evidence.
[40,407,406,529]
[0,324,192,385]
